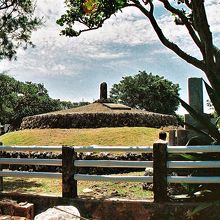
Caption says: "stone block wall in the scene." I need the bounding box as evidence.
[20,113,177,129]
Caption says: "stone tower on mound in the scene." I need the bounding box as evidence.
[20,82,177,129]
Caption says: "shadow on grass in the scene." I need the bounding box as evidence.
[2,179,43,192]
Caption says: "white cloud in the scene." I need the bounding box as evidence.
[0,0,219,103]
[2,0,220,73]
[52,64,66,71]
[35,0,65,23]
[87,51,127,59]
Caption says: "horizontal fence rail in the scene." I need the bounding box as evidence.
[168,145,220,153]
[0,145,64,195]
[0,146,62,152]
[74,160,220,169]
[74,174,153,183]
[168,161,220,168]
[168,176,220,184]
[0,171,62,179]
[74,175,220,184]
[74,160,153,168]
[0,158,62,166]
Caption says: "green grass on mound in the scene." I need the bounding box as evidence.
[0,127,160,199]
[0,127,160,146]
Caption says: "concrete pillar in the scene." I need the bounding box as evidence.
[185,77,204,129]
[185,77,206,142]
[188,77,203,113]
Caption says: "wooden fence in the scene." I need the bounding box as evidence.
[0,142,220,202]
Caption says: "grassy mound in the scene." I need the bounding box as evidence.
[0,127,160,146]
[21,103,178,129]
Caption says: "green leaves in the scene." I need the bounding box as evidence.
[0,73,59,128]
[0,73,85,129]
[0,0,42,60]
[57,0,127,37]
[178,79,220,144]
[203,79,220,116]
[110,71,180,115]
[189,203,212,216]
[178,96,220,143]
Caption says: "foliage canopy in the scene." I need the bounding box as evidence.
[0,74,79,129]
[110,71,180,115]
[0,0,42,60]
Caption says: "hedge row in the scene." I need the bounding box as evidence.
[20,112,177,129]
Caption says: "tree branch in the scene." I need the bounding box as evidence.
[159,0,205,57]
[132,1,205,71]
[0,0,16,10]
[191,0,215,70]
[73,2,137,36]
[185,0,192,9]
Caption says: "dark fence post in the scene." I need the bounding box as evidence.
[62,146,77,198]
[0,142,3,191]
[153,141,168,202]
[0,164,3,191]
[168,130,176,146]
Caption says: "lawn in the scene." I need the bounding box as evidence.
[0,127,160,199]
[0,127,160,146]
[2,171,153,200]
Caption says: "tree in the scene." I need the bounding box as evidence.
[0,74,60,129]
[0,74,59,128]
[0,73,19,125]
[0,0,41,60]
[0,73,90,129]
[11,81,62,128]
[110,71,180,115]
[57,0,220,117]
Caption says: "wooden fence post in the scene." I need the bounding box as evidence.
[0,164,3,191]
[168,130,176,146]
[62,146,77,198]
[153,141,168,202]
[0,141,3,191]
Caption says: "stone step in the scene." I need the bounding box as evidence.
[0,200,33,220]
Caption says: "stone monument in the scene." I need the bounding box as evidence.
[169,77,205,145]
[100,82,108,100]
[184,77,204,129]
[188,77,204,113]
[184,77,213,144]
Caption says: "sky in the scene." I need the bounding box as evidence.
[0,0,219,114]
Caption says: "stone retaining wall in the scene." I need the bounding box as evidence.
[0,192,219,220]
[20,112,177,129]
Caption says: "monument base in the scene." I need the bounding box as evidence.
[184,113,213,145]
